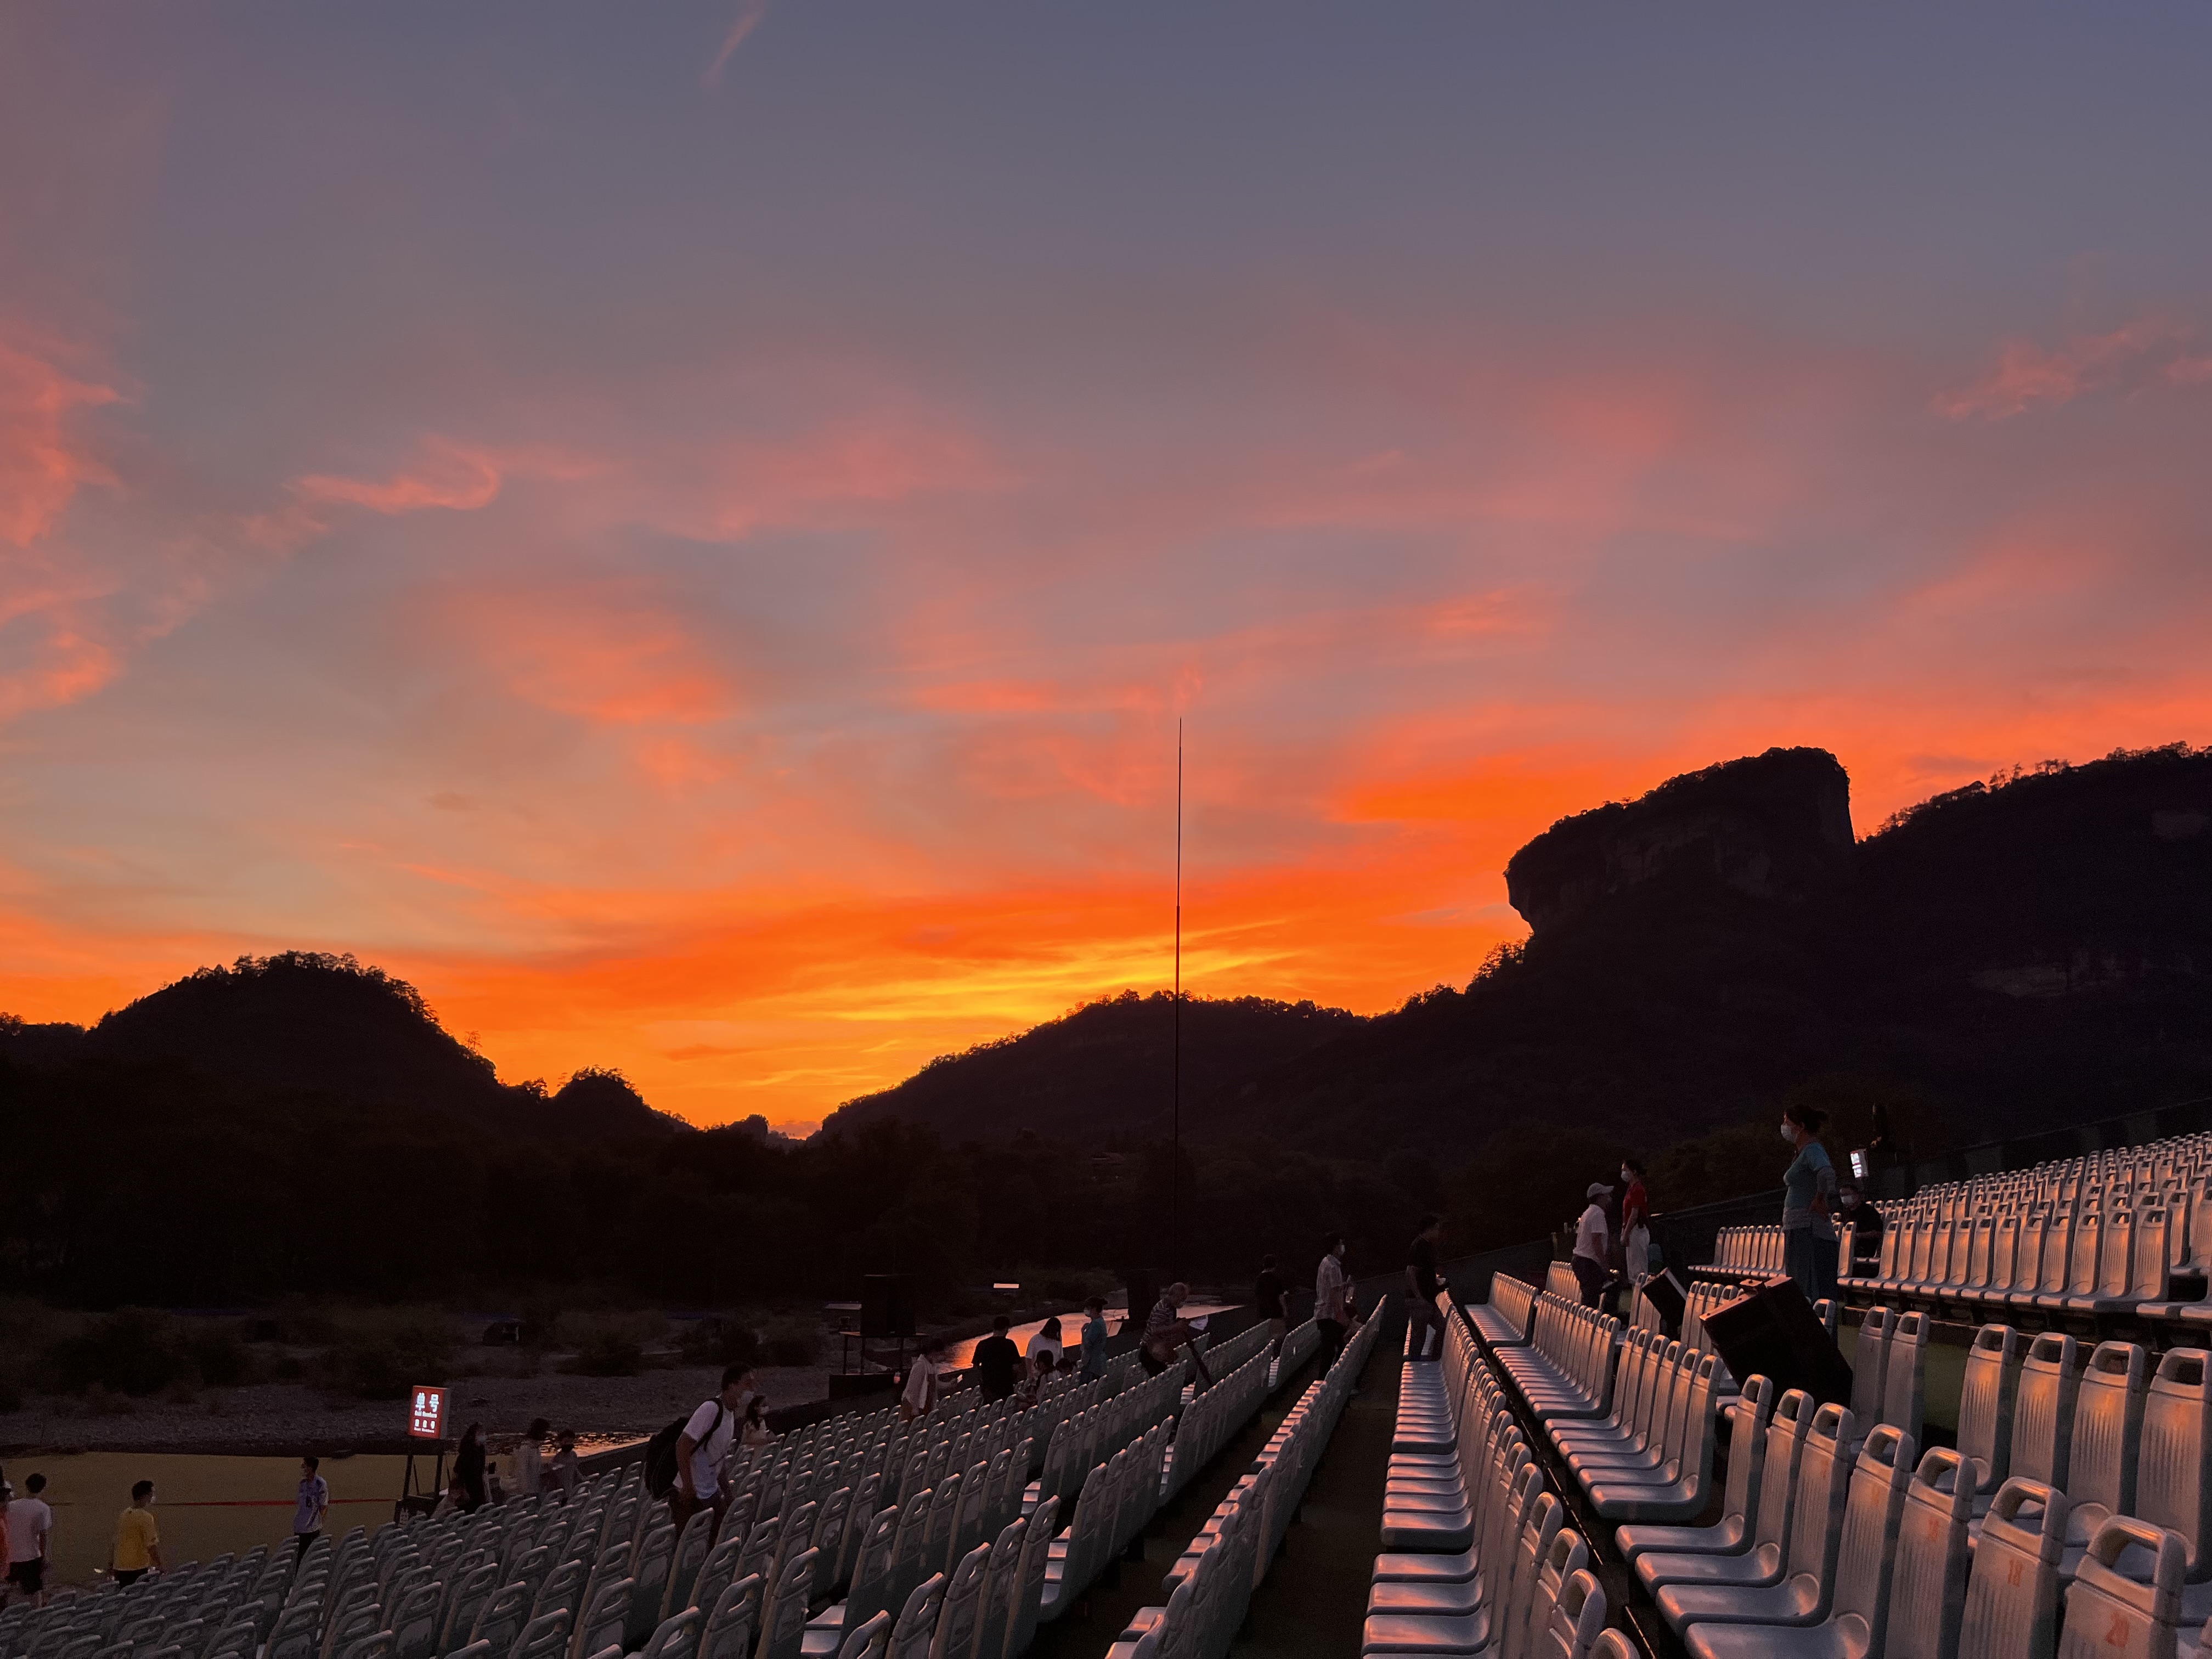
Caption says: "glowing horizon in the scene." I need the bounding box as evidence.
[7,7,2212,1131]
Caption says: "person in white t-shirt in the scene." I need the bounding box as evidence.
[6,1472,54,1608]
[1571,1183,1613,1308]
[901,1336,949,1421]
[1024,1317,1065,1380]
[673,1367,754,1533]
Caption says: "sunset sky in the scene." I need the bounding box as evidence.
[6,7,2212,1132]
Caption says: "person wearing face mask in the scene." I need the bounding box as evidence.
[1618,1158,1652,1285]
[1837,1180,1883,1274]
[1780,1103,1838,1304]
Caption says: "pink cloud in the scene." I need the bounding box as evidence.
[295,439,504,514]
[704,0,771,89]
[1936,317,2211,420]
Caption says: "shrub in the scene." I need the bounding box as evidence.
[759,1315,821,1368]
[51,1308,190,1396]
[327,1310,455,1400]
[679,1317,763,1369]
[567,1327,645,1377]
[188,1324,253,1387]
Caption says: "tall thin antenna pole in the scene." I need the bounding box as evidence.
[1172,718,1183,1281]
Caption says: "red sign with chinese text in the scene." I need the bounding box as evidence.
[408,1385,447,1440]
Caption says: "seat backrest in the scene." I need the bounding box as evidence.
[1540,1569,1606,1659]
[2136,1346,2212,1577]
[1991,1212,2021,1291]
[1959,1478,2070,1659]
[1850,1309,1894,1429]
[1883,1448,1977,1659]
[1504,1492,1565,1659]
[1004,1495,1056,1659]
[1826,1424,1915,1646]
[1753,1389,1818,1556]
[1524,1527,1588,1659]
[2011,1333,2081,1489]
[926,1543,991,1659]
[2067,1209,2106,1299]
[2016,1211,2049,1294]
[2056,1516,2185,1659]
[1957,1325,2021,1493]
[693,1576,760,1659]
[1783,1402,1858,1602]
[2039,1214,2075,1295]
[883,1573,944,1659]
[2066,1342,2147,1517]
[1966,1216,1995,1289]
[1883,1312,1929,1445]
[1719,1375,1776,1525]
[2129,1205,2169,1301]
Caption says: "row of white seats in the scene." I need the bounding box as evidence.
[1104,1299,1387,1659]
[1463,1266,2212,1659]
[1839,1200,2210,1319]
[1372,1309,1634,1658]
[1702,1228,1787,1281]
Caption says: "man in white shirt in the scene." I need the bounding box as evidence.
[6,1472,53,1607]
[1315,1233,1351,1368]
[900,1336,949,1421]
[1571,1183,1613,1308]
[673,1366,754,1534]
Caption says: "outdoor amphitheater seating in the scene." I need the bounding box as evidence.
[1095,1297,1386,1659]
[0,1313,1354,1659]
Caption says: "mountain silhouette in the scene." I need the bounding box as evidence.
[821,989,1363,1144]
[825,743,2212,1167]
[0,952,679,1143]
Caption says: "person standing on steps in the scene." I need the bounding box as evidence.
[1316,1232,1351,1368]
[1618,1157,1652,1286]
[1404,1214,1447,1361]
[1079,1296,1110,1381]
[1571,1183,1612,1307]
[1254,1255,1288,1355]
[900,1335,948,1421]
[454,1424,488,1511]
[111,1481,163,1586]
[5,1472,52,1607]
[1781,1104,1839,1305]
[973,1316,1022,1402]
[672,1365,753,1536]
[291,1459,329,1561]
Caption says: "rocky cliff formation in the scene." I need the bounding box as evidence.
[1504,746,1854,936]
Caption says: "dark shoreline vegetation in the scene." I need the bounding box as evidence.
[3,742,2210,1414]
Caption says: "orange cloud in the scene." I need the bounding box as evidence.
[0,336,121,547]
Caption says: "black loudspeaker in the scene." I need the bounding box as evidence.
[1640,1270,1688,1330]
[1700,1275,1855,1407]
[861,1273,915,1338]
[1122,1269,1158,1336]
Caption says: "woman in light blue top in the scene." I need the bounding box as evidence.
[1780,1103,1838,1305]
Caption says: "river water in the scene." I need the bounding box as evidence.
[943,1303,1233,1369]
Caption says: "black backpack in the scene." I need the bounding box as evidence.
[645,1401,724,1498]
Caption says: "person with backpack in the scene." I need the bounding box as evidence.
[668,1365,756,1534]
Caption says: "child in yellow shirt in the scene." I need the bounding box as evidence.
[111,1481,162,1585]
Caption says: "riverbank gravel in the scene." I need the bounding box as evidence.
[0,1363,833,1456]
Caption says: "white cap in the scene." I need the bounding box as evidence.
[1586,1182,1613,1199]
